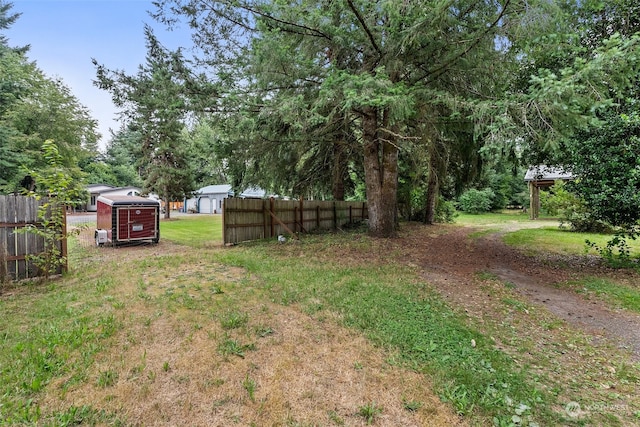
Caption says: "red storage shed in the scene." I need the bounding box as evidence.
[95,195,160,246]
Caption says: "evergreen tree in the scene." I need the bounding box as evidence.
[94,26,196,218]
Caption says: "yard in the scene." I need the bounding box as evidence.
[1,213,640,426]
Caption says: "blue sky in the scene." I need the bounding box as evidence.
[6,0,192,150]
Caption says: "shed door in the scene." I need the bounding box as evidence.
[199,197,213,214]
[116,207,158,241]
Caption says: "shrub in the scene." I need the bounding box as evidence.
[434,198,457,223]
[541,181,612,233]
[458,188,495,214]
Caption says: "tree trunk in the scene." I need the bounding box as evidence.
[362,107,398,237]
[163,186,170,220]
[332,139,346,201]
[425,161,439,225]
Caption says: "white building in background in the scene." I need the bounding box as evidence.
[184,185,274,214]
[85,184,160,212]
[184,185,233,214]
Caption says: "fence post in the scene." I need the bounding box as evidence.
[333,202,337,230]
[61,205,68,273]
[223,198,227,244]
[263,199,268,239]
[299,196,304,233]
[316,205,320,229]
[269,197,275,238]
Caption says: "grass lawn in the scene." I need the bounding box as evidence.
[1,212,639,425]
[455,210,533,225]
[160,214,223,247]
[502,225,640,257]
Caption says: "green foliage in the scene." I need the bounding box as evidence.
[217,337,255,358]
[458,188,495,214]
[19,140,84,281]
[540,181,611,232]
[84,129,143,188]
[242,374,257,402]
[96,369,118,388]
[587,230,640,268]
[434,198,457,224]
[220,310,249,330]
[485,170,528,210]
[152,0,551,235]
[567,113,640,229]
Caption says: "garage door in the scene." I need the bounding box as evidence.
[198,197,212,214]
[198,197,218,214]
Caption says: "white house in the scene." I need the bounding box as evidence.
[86,184,159,212]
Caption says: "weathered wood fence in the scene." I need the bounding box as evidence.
[0,195,66,282]
[223,198,368,245]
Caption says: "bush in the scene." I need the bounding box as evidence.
[541,181,612,233]
[434,198,457,223]
[567,112,640,229]
[458,188,495,214]
[485,170,528,210]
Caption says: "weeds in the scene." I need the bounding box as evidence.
[357,402,382,424]
[220,310,249,330]
[217,337,256,358]
[255,325,274,337]
[96,369,118,388]
[402,399,422,412]
[242,374,257,402]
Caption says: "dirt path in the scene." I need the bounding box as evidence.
[394,223,640,360]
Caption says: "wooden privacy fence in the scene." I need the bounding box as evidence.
[0,195,66,282]
[223,198,368,245]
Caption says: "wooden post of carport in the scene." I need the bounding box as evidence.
[529,180,540,220]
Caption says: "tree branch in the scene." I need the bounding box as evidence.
[417,0,511,84]
[346,0,382,61]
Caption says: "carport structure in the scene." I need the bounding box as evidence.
[524,166,573,220]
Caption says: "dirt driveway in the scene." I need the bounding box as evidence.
[392,222,640,360]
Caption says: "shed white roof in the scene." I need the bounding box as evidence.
[195,184,233,195]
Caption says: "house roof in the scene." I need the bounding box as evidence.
[100,186,142,195]
[524,166,573,182]
[87,184,115,193]
[195,184,233,195]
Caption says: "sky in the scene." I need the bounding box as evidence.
[5,0,193,151]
